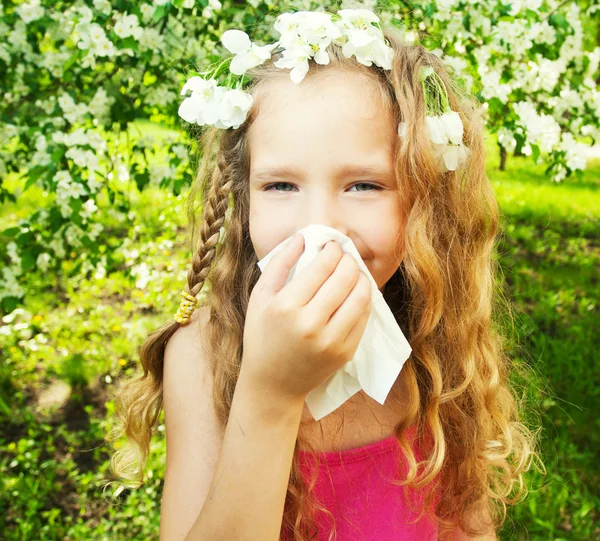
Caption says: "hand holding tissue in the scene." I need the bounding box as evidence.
[256,224,412,421]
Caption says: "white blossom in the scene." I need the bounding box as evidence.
[49,235,66,259]
[138,27,165,52]
[36,253,52,272]
[140,4,154,22]
[113,13,142,40]
[335,9,392,69]
[16,0,44,24]
[149,164,176,185]
[0,266,25,301]
[178,77,254,129]
[93,0,112,16]
[221,30,277,75]
[398,111,469,173]
[560,132,587,171]
[64,224,85,247]
[58,93,89,124]
[87,87,115,121]
[172,144,189,161]
[272,11,346,82]
[497,128,517,153]
[131,262,152,289]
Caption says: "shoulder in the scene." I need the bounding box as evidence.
[162,303,223,457]
[164,304,210,368]
[160,304,224,539]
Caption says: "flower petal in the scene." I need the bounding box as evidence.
[314,48,330,65]
[441,111,464,145]
[180,76,206,96]
[178,94,205,124]
[221,29,251,54]
[290,60,309,84]
[425,116,448,145]
[229,54,250,75]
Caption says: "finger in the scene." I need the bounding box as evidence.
[326,271,372,342]
[278,240,343,307]
[343,298,371,348]
[304,253,360,326]
[259,232,305,295]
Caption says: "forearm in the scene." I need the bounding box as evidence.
[184,367,305,541]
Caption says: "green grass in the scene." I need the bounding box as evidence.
[0,125,599,539]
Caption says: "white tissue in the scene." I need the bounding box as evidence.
[256,224,412,421]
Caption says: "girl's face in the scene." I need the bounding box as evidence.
[248,69,406,293]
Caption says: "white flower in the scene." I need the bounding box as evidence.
[337,8,381,29]
[113,13,142,40]
[140,4,154,21]
[334,9,392,69]
[172,144,188,161]
[221,30,277,75]
[54,170,73,185]
[178,77,223,124]
[497,127,517,153]
[149,164,175,185]
[89,24,107,44]
[273,45,314,83]
[66,148,87,167]
[88,87,114,120]
[560,132,587,171]
[131,262,152,289]
[64,224,84,247]
[16,0,44,24]
[431,142,469,172]
[275,11,340,49]
[178,77,253,129]
[49,236,66,259]
[36,253,52,273]
[83,198,98,214]
[7,242,21,266]
[138,27,165,52]
[0,267,25,301]
[397,121,407,139]
[398,111,469,173]
[425,111,464,146]
[216,89,254,129]
[272,11,342,80]
[93,36,117,58]
[93,0,112,15]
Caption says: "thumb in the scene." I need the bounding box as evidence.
[259,232,305,295]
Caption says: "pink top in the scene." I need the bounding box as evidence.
[294,425,439,541]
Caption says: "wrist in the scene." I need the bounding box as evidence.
[236,365,306,423]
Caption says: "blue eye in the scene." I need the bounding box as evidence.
[349,182,382,192]
[264,182,295,192]
[263,182,382,192]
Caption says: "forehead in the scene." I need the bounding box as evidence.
[248,69,396,178]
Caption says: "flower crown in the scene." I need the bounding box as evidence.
[177,8,469,174]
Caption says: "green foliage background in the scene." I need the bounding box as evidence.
[1,2,599,540]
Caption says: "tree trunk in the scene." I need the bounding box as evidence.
[499,142,507,171]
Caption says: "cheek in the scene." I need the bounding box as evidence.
[249,203,289,260]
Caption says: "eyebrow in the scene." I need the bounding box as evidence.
[250,164,394,183]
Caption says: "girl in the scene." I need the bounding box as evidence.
[107,9,542,541]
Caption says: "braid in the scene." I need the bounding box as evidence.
[187,148,234,298]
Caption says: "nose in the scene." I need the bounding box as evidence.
[301,194,349,239]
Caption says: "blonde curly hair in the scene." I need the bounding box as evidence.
[105,23,544,541]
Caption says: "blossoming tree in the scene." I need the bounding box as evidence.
[0,0,598,312]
